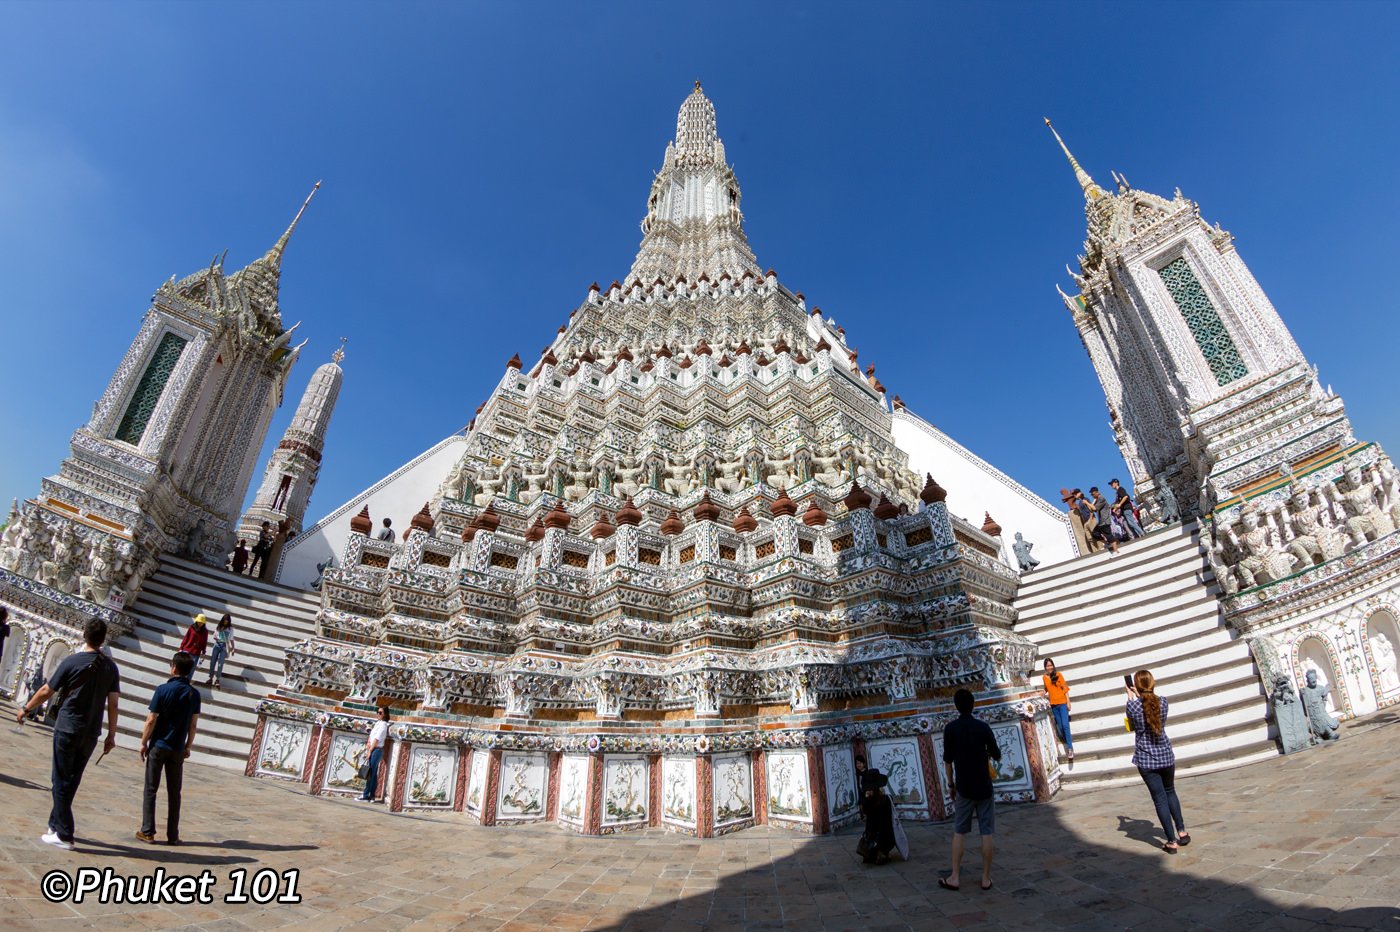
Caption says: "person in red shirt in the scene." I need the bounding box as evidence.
[1043,658,1073,761]
[178,614,210,676]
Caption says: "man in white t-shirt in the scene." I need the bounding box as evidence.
[358,707,391,802]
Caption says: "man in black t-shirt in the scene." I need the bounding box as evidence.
[15,618,121,850]
[940,688,1001,892]
[1109,478,1145,539]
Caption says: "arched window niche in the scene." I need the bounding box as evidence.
[1294,635,1347,718]
[1364,608,1400,702]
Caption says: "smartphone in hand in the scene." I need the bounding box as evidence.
[1123,674,1134,687]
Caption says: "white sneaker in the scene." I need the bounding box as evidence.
[41,832,75,851]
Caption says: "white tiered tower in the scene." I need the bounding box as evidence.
[239,340,345,568]
[1047,121,1353,516]
[1035,121,1400,776]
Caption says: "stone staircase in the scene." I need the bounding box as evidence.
[1013,520,1277,788]
[107,556,317,770]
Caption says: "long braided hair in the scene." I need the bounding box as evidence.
[1134,669,1163,735]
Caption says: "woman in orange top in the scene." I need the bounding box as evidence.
[1043,658,1073,761]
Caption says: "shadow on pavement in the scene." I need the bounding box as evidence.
[74,837,257,867]
[179,840,319,853]
[0,771,45,791]
[1115,813,1165,850]
[596,782,1400,930]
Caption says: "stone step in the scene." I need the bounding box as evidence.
[1028,598,1225,659]
[1058,736,1279,789]
[1045,657,1260,718]
[1017,522,1202,589]
[1015,570,1217,638]
[131,576,318,634]
[1062,681,1267,754]
[134,570,319,626]
[105,556,318,772]
[156,554,322,606]
[1016,542,1207,614]
[126,592,313,666]
[1012,517,1275,793]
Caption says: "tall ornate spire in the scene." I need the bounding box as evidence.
[227,182,321,336]
[267,180,322,271]
[1044,119,1105,202]
[628,85,761,283]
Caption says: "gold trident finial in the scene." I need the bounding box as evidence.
[694,79,702,91]
[1044,119,1104,202]
[332,336,346,365]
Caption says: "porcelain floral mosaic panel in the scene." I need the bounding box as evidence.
[558,754,590,826]
[256,720,310,780]
[712,753,753,827]
[406,745,455,807]
[323,731,367,795]
[765,750,811,822]
[603,755,648,826]
[661,756,697,828]
[497,751,548,821]
[989,722,1030,791]
[822,744,858,822]
[866,737,927,813]
[465,749,488,815]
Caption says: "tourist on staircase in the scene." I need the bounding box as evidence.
[1062,489,1092,555]
[207,614,236,689]
[1088,488,1121,556]
[357,706,390,803]
[1042,659,1073,762]
[247,521,273,578]
[178,614,210,677]
[1070,489,1102,553]
[1110,479,1145,539]
[1126,670,1191,853]
[230,539,250,576]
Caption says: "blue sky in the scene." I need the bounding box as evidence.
[2,1,1397,528]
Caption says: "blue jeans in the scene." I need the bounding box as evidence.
[1051,703,1073,752]
[1138,765,1185,843]
[50,729,99,843]
[209,643,228,679]
[361,747,384,800]
[1123,510,1145,538]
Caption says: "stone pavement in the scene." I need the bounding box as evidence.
[1,698,1397,931]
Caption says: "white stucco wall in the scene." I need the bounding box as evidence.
[275,434,467,589]
[892,410,1077,567]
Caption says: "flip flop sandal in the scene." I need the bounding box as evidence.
[1177,833,1191,846]
[1162,842,1179,854]
[980,881,993,891]
[938,878,961,891]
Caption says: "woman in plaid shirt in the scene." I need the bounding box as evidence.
[1126,670,1191,853]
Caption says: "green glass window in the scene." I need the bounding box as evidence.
[1157,256,1248,387]
[115,332,188,445]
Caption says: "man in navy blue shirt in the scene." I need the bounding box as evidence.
[136,652,201,845]
[940,688,1002,891]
